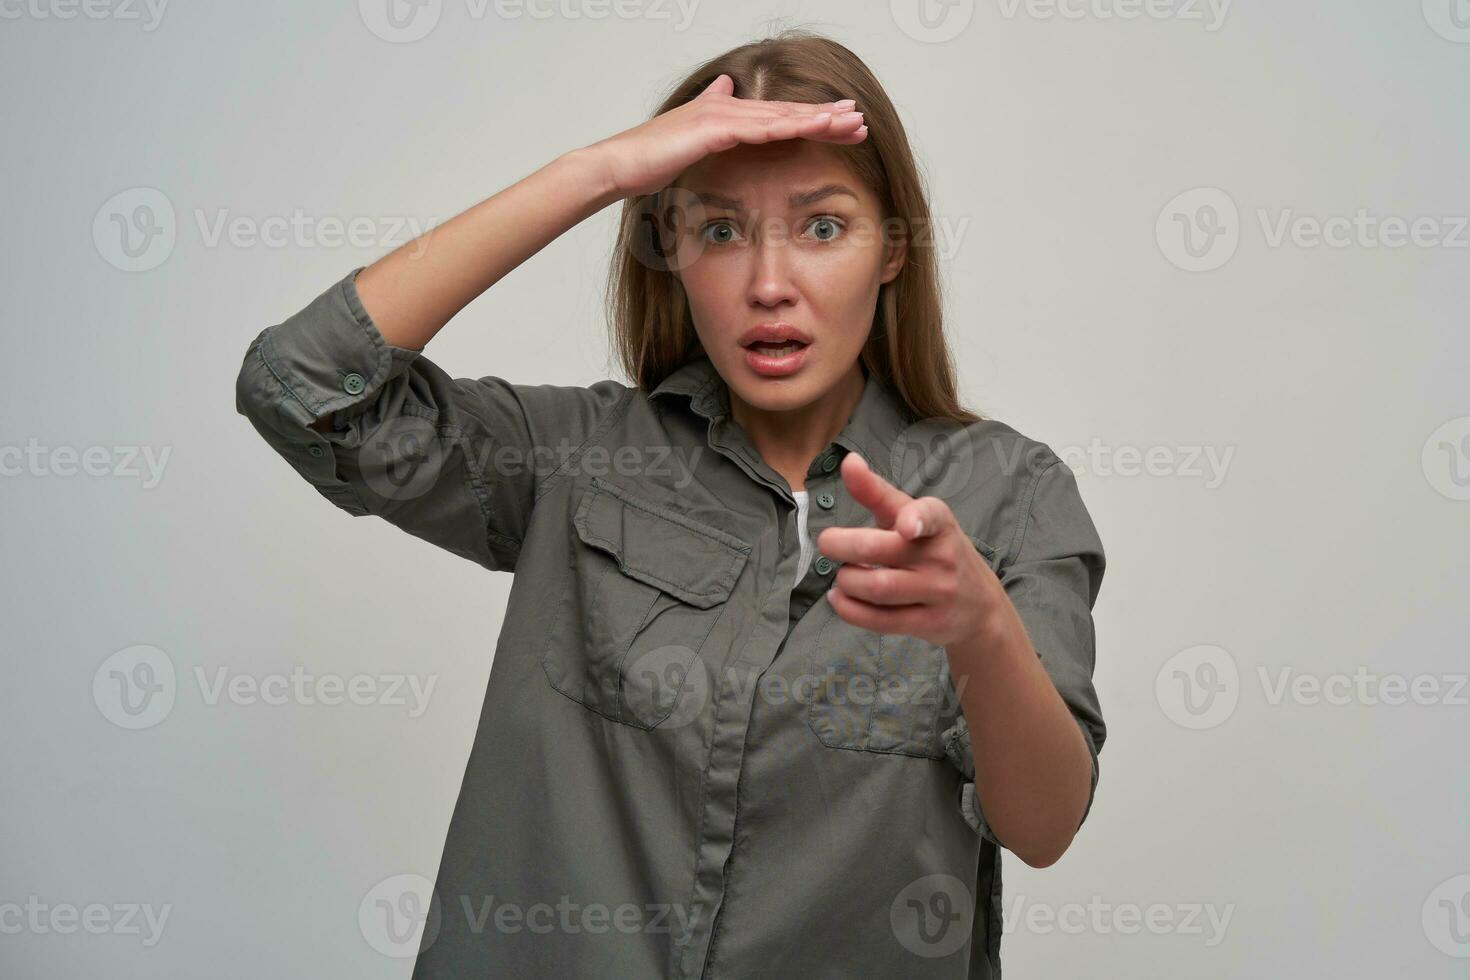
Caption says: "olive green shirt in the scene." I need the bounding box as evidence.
[234,266,1107,978]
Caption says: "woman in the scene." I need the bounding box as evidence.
[235,30,1106,980]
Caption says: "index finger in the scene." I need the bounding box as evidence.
[735,97,857,115]
[839,451,912,530]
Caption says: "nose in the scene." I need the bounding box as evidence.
[745,226,800,310]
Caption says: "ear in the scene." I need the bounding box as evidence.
[879,237,907,284]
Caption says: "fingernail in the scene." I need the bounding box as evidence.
[833,99,856,110]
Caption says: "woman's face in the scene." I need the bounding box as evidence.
[671,139,905,414]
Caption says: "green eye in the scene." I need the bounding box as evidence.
[808,216,843,241]
[703,221,739,245]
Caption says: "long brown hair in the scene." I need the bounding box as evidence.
[606,28,981,425]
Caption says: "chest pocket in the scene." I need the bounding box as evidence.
[541,475,751,730]
[804,534,999,759]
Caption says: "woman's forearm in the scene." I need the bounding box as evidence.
[947,587,1095,868]
[344,78,861,354]
[353,145,622,352]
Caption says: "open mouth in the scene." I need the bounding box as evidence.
[743,340,809,357]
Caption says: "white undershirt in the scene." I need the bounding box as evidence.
[791,490,815,585]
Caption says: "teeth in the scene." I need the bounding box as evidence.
[751,342,803,356]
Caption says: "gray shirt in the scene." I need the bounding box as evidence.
[234,266,1107,978]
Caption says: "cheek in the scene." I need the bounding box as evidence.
[799,246,885,329]
[679,267,740,337]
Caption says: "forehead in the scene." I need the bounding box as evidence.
[677,139,874,210]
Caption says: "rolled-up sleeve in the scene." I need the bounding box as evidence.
[938,452,1106,846]
[234,265,631,572]
[1000,454,1107,830]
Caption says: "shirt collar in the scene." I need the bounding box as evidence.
[649,352,914,484]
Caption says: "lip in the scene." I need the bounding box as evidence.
[738,322,813,348]
[743,342,809,377]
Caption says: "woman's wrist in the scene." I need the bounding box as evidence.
[557,143,627,214]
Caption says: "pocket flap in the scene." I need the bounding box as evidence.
[968,534,999,571]
[573,476,751,609]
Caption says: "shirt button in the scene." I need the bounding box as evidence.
[816,491,835,509]
[307,444,324,458]
[820,451,840,474]
[814,555,835,575]
[342,372,366,395]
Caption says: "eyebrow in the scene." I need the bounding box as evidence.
[689,183,860,211]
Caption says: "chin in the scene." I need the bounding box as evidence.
[731,384,806,412]
[715,345,853,413]
[726,370,829,413]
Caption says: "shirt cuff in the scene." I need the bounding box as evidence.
[235,265,420,515]
[256,266,422,428]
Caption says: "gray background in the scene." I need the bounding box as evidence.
[3,0,1468,976]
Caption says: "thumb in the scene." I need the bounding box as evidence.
[699,73,733,99]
